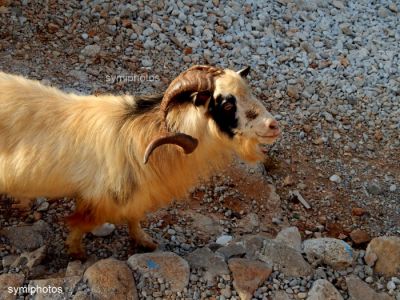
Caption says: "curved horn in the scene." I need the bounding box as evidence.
[143,133,198,164]
[143,65,224,164]
[160,65,224,121]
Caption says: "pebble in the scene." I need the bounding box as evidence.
[216,235,233,246]
[330,175,342,183]
[81,44,100,57]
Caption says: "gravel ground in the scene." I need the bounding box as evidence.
[0,0,399,299]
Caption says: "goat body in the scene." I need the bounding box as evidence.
[0,67,279,258]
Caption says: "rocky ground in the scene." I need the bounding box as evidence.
[0,0,399,299]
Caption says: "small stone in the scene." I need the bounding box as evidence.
[352,207,366,216]
[366,182,382,195]
[332,1,345,9]
[228,258,272,300]
[141,59,153,67]
[91,223,115,237]
[298,292,307,299]
[329,175,342,183]
[350,229,371,244]
[387,281,396,290]
[323,112,334,122]
[47,22,59,33]
[2,255,18,268]
[216,235,233,246]
[378,6,390,17]
[389,185,396,192]
[81,44,101,57]
[287,85,300,100]
[389,3,398,12]
[36,201,49,212]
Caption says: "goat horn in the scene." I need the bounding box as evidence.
[143,133,198,164]
[144,66,223,164]
[160,65,224,120]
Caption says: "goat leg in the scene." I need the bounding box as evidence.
[128,219,157,251]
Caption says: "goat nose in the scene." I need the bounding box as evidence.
[267,119,279,130]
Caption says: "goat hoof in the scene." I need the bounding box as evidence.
[133,237,158,252]
[68,250,87,261]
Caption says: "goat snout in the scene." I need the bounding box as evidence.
[265,119,280,137]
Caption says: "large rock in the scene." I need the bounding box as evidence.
[84,258,138,300]
[346,275,393,300]
[241,235,267,259]
[0,220,50,251]
[272,291,291,300]
[190,212,222,237]
[307,279,343,300]
[65,260,85,277]
[0,273,25,300]
[228,258,272,300]
[275,226,302,252]
[216,243,246,260]
[365,236,400,276]
[12,245,47,270]
[258,239,313,277]
[128,252,189,292]
[186,247,229,285]
[29,276,80,300]
[303,238,354,269]
[237,213,260,233]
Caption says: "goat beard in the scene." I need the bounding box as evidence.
[233,136,265,163]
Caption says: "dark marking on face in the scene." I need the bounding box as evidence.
[245,109,258,121]
[208,94,238,137]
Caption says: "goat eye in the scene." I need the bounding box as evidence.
[223,102,234,111]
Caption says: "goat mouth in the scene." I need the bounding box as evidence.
[256,133,280,139]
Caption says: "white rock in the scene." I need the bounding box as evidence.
[303,238,354,269]
[141,59,153,67]
[81,44,101,57]
[387,281,396,290]
[329,174,342,183]
[216,235,233,246]
[91,223,115,237]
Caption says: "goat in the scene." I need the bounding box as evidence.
[0,65,280,259]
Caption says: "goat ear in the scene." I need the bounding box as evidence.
[192,91,212,107]
[237,66,250,78]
